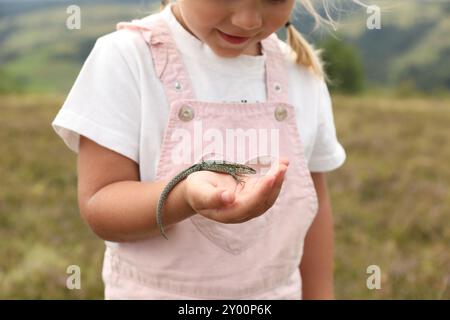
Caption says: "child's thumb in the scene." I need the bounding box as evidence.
[194,184,234,210]
[220,190,234,205]
[207,188,234,209]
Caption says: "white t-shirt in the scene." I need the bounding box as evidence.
[51,4,346,180]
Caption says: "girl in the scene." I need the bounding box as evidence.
[52,0,346,299]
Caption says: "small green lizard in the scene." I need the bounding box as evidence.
[156,160,256,239]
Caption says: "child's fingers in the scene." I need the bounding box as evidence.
[274,163,288,187]
[266,158,289,176]
[215,170,279,222]
[199,161,288,222]
[261,164,287,207]
[266,162,288,187]
[279,157,289,167]
[223,164,287,223]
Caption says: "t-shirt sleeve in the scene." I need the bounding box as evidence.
[51,34,141,163]
[308,80,347,172]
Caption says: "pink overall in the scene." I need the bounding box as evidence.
[104,16,319,299]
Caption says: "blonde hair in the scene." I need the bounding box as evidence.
[160,0,333,81]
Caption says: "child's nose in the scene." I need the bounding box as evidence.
[230,9,263,31]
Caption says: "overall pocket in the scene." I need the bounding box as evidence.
[189,155,279,255]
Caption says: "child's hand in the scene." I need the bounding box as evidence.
[184,158,289,223]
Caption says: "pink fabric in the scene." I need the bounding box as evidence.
[106,16,318,299]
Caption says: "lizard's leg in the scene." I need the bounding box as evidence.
[230,172,247,188]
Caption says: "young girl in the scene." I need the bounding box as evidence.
[51,0,346,299]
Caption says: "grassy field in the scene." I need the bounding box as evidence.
[0,94,449,299]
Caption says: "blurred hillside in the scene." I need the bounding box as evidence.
[0,0,449,93]
[0,0,160,93]
[332,0,450,92]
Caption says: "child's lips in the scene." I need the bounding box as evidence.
[217,29,251,44]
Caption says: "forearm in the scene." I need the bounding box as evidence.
[300,172,335,299]
[83,180,195,242]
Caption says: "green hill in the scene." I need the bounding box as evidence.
[332,0,450,91]
[0,0,160,93]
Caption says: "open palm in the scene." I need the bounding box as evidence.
[184,158,289,224]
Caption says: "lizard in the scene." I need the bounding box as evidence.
[156,159,257,239]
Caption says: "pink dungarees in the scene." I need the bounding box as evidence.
[103,15,318,299]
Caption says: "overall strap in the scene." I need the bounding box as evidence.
[117,17,196,105]
[261,33,289,102]
[117,17,289,104]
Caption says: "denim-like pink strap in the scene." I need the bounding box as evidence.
[117,17,196,103]
[261,34,289,102]
[117,16,289,104]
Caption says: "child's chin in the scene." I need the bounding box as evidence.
[210,45,246,58]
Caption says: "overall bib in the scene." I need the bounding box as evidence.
[103,16,319,299]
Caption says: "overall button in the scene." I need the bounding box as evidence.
[274,105,287,121]
[174,81,183,91]
[274,83,282,93]
[178,105,194,122]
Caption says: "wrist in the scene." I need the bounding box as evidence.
[173,178,196,219]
